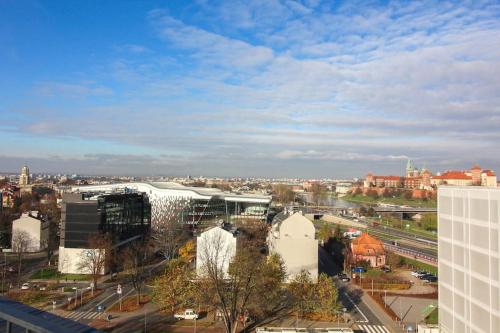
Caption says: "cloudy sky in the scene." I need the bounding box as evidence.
[1,0,500,178]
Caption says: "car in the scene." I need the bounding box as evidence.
[416,271,430,278]
[423,276,438,283]
[174,309,199,320]
[337,273,350,282]
[411,270,425,277]
[418,273,435,280]
[381,266,391,273]
[21,283,30,290]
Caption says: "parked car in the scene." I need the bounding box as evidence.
[416,271,430,278]
[337,273,350,282]
[423,276,438,283]
[381,266,391,273]
[174,309,199,320]
[21,283,30,290]
[418,273,435,280]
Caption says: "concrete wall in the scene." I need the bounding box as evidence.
[269,213,318,282]
[58,246,106,275]
[438,187,500,333]
[11,213,47,252]
[196,227,237,278]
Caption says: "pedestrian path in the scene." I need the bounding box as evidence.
[358,324,391,333]
[60,310,102,321]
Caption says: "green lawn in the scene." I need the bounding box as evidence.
[30,267,90,281]
[342,194,437,208]
[399,257,438,275]
[425,307,439,324]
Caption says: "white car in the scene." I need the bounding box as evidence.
[21,283,30,290]
[174,309,199,320]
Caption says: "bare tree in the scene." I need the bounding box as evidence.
[197,230,286,333]
[11,230,32,287]
[311,183,327,207]
[273,184,295,205]
[151,197,191,260]
[77,234,112,289]
[122,238,153,305]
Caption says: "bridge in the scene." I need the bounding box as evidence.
[288,205,437,214]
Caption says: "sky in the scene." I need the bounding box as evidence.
[1,0,500,178]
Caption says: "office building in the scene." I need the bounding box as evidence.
[71,182,272,228]
[58,192,151,274]
[438,187,500,333]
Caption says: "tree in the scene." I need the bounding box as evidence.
[313,273,341,319]
[311,183,327,206]
[122,238,153,305]
[333,224,342,241]
[196,233,286,333]
[152,197,191,260]
[317,224,332,245]
[151,258,197,313]
[77,234,112,289]
[178,239,196,263]
[273,184,295,204]
[11,230,32,287]
[352,187,363,196]
[288,270,315,320]
[421,213,437,231]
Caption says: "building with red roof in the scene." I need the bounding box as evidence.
[348,233,386,268]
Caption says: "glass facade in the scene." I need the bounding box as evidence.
[61,193,151,248]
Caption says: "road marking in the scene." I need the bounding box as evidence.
[344,292,369,323]
[359,325,390,333]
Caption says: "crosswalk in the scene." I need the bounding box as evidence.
[59,310,102,321]
[357,324,391,333]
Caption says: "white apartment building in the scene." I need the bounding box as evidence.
[268,212,318,282]
[438,187,500,333]
[11,212,49,252]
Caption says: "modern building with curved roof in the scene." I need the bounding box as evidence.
[71,182,271,228]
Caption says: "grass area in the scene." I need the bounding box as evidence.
[30,267,90,281]
[399,256,438,275]
[364,269,383,278]
[343,194,437,208]
[8,290,54,307]
[425,307,439,324]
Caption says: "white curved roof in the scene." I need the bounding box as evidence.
[71,182,271,203]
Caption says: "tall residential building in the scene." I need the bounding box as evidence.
[438,187,500,333]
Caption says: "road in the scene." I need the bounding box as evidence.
[55,259,166,324]
[318,247,400,332]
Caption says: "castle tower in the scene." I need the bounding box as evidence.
[19,164,30,186]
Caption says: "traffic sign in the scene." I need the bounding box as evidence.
[117,284,122,295]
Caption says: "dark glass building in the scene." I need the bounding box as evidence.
[60,192,151,248]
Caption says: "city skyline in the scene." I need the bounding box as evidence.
[2,1,500,178]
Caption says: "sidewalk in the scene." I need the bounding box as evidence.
[360,291,404,333]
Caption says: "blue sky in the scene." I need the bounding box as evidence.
[1,0,500,178]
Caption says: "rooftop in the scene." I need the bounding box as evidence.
[0,296,102,333]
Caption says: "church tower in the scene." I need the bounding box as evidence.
[406,159,414,178]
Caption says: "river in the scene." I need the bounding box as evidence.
[300,193,362,209]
